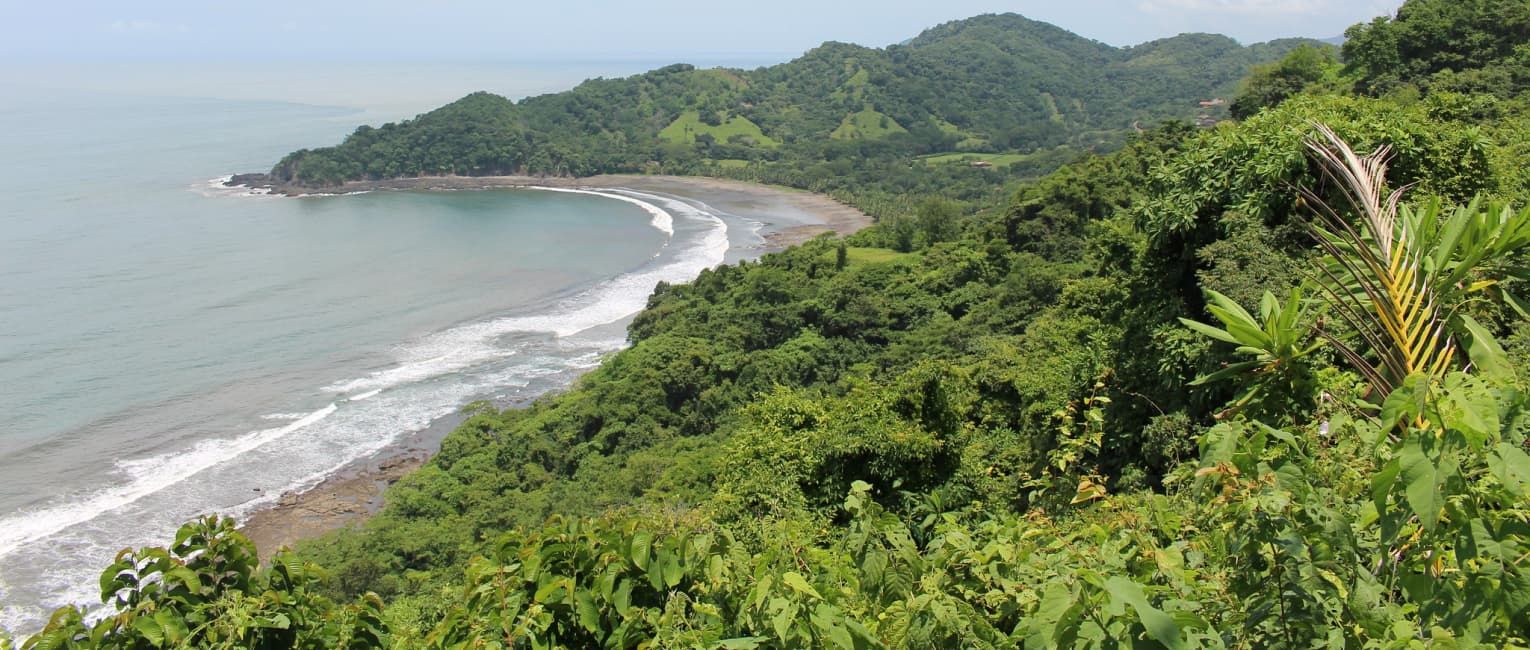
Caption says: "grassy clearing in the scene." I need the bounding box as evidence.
[713,159,752,169]
[846,67,870,89]
[830,107,908,140]
[821,246,916,266]
[934,118,965,136]
[919,152,1032,167]
[848,247,914,265]
[1040,92,1064,124]
[832,65,870,103]
[956,136,993,150]
[703,68,749,89]
[660,111,780,148]
[934,118,993,150]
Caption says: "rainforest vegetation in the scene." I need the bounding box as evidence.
[9,0,1530,647]
[266,13,1318,199]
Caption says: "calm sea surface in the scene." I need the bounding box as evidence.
[0,62,761,632]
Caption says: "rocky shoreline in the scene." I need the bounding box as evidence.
[232,174,873,559]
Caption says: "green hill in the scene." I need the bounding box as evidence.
[268,13,1318,187]
[659,110,780,148]
[829,106,907,140]
[18,1,1530,647]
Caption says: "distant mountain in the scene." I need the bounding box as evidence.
[269,13,1319,186]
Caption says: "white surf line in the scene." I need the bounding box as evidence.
[323,188,715,396]
[526,186,674,237]
[197,175,274,198]
[0,404,338,559]
[0,183,732,634]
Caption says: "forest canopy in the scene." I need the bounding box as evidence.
[9,2,1530,648]
[268,13,1315,189]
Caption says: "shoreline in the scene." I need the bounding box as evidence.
[228,173,870,249]
[236,174,872,559]
[237,410,472,561]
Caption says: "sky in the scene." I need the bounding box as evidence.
[0,0,1405,112]
[4,0,1405,63]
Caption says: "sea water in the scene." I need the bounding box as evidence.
[0,64,755,632]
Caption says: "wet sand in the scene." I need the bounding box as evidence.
[236,175,871,559]
[239,411,468,561]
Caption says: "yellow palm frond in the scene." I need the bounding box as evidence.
[1301,123,1455,397]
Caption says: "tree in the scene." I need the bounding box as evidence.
[915,197,961,246]
[1344,0,1530,94]
[1229,44,1338,119]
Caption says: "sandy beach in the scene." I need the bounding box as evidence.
[238,173,872,248]
[237,174,871,559]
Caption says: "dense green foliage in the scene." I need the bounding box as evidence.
[269,13,1313,194]
[1343,0,1530,96]
[12,2,1530,648]
[12,517,387,649]
[1229,44,1342,119]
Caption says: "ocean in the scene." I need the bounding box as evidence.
[0,62,768,633]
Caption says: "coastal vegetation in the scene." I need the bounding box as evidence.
[267,12,1319,203]
[10,0,1530,647]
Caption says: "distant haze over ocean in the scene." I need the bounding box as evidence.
[0,58,785,118]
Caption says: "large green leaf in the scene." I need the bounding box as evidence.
[576,591,600,634]
[811,604,855,650]
[1438,373,1497,448]
[130,616,164,648]
[770,598,798,641]
[1399,435,1443,531]
[859,550,888,591]
[1489,442,1530,498]
[612,578,633,616]
[1103,577,1184,650]
[1379,373,1431,435]
[630,531,653,572]
[782,572,823,601]
[660,549,682,588]
[1177,317,1240,345]
[1459,315,1513,384]
[152,610,187,645]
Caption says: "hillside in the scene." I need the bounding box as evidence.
[13,0,1530,647]
[266,13,1317,188]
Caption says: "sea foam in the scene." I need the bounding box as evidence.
[0,186,731,635]
[0,404,337,559]
[530,186,674,236]
[195,175,274,199]
[0,187,725,553]
[0,185,719,553]
[324,189,725,395]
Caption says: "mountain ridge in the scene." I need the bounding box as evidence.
[265,13,1319,187]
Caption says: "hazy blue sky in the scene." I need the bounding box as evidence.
[5,0,1403,63]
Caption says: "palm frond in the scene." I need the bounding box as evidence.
[1301,123,1456,396]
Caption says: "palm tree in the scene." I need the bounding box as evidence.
[1302,122,1530,397]
[1184,123,1530,409]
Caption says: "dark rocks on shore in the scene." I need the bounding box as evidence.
[226,172,273,188]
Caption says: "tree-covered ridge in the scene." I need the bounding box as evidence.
[11,1,1530,647]
[269,13,1317,187]
[1343,0,1530,96]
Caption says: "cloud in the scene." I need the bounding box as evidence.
[1138,0,1327,13]
[108,19,189,34]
